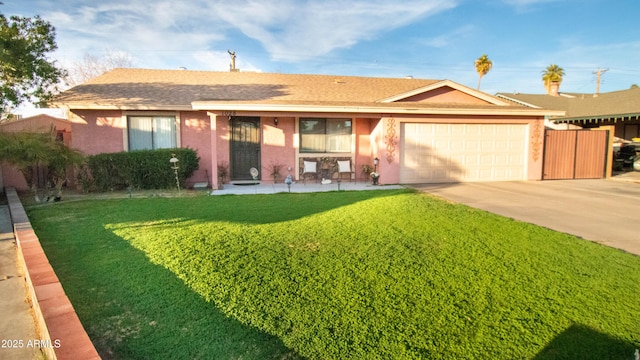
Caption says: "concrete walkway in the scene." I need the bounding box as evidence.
[0,205,42,360]
[211,180,404,195]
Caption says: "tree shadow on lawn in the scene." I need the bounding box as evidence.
[42,228,303,360]
[533,324,638,360]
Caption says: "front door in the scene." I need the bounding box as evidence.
[230,117,261,181]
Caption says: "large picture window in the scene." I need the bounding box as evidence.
[300,118,352,153]
[128,116,176,150]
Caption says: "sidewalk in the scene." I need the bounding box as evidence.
[0,205,42,360]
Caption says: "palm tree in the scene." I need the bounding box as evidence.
[474,54,493,90]
[541,64,565,94]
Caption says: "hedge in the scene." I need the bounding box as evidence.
[83,148,199,191]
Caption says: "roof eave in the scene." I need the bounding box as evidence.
[552,113,640,123]
[52,103,193,111]
[495,94,543,108]
[191,101,562,117]
[52,100,563,117]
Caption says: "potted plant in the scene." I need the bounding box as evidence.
[370,171,380,185]
[361,164,373,180]
[320,156,331,169]
[217,161,229,189]
[267,161,283,183]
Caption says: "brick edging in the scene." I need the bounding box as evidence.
[6,187,101,360]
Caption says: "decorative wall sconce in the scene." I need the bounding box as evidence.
[274,117,279,127]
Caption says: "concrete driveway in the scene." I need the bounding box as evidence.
[411,179,640,256]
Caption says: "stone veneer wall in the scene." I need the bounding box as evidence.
[298,156,356,182]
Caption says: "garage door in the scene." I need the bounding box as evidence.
[400,123,528,183]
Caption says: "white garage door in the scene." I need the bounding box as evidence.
[400,123,528,183]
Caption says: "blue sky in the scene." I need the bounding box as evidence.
[4,0,640,95]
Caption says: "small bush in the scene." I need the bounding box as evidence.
[84,148,199,191]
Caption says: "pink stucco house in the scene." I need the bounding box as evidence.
[5,68,559,190]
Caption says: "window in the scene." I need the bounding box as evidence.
[300,118,352,153]
[128,116,176,150]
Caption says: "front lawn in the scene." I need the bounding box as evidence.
[27,189,640,359]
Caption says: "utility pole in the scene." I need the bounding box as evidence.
[593,68,609,97]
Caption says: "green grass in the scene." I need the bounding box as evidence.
[27,189,640,359]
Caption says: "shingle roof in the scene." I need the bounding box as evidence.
[52,68,560,117]
[497,88,640,122]
[54,68,444,109]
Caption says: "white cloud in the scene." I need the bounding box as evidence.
[501,0,561,12]
[191,50,262,72]
[502,0,560,6]
[211,0,458,61]
[15,0,459,69]
[39,0,457,69]
[422,25,475,48]
[44,1,228,69]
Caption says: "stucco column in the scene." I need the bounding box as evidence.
[208,112,219,189]
[529,118,545,180]
[370,117,400,184]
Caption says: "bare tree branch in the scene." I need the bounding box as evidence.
[65,49,136,86]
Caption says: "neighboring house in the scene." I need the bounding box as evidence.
[0,114,73,190]
[497,88,640,179]
[16,68,560,190]
[497,88,640,144]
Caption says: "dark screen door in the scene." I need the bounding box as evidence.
[230,117,261,180]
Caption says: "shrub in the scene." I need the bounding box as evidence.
[84,148,199,191]
[0,129,85,201]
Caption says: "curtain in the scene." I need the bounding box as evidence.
[128,116,176,150]
[300,119,326,152]
[326,119,351,152]
[129,116,153,150]
[153,116,176,149]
